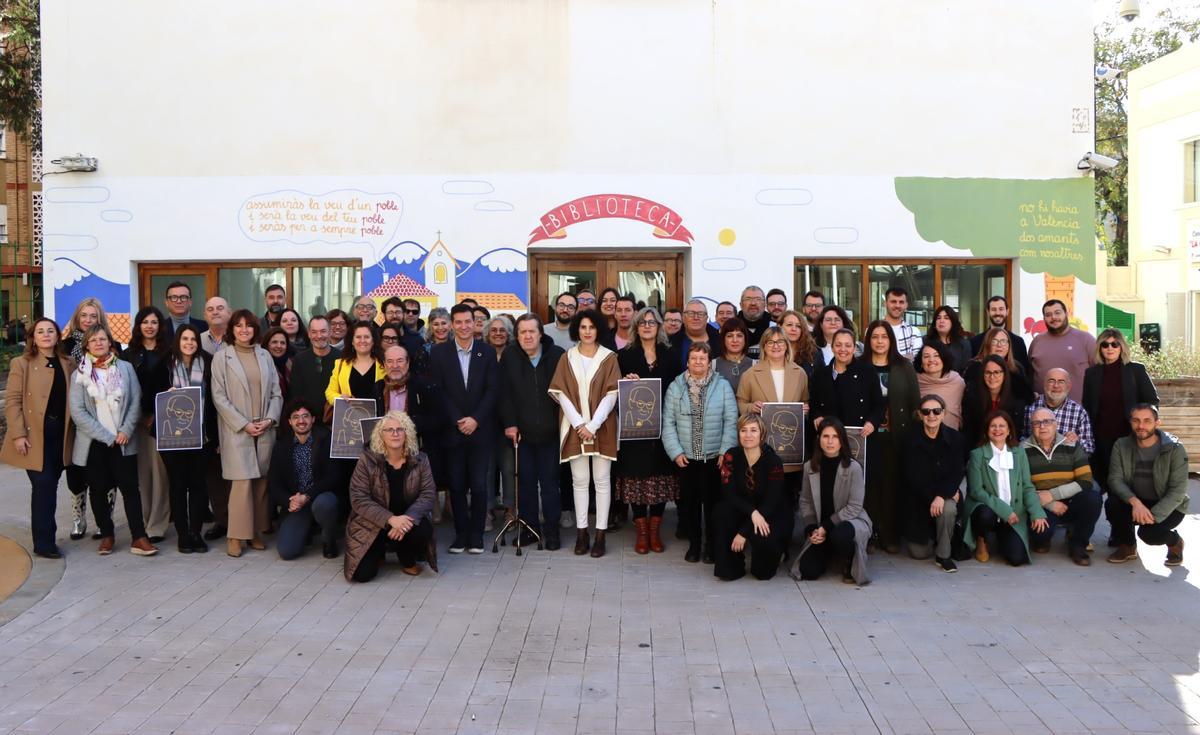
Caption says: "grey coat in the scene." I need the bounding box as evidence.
[211,345,283,480]
[793,459,873,584]
[69,358,142,465]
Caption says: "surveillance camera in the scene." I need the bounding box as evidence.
[1078,152,1119,171]
[1118,0,1140,22]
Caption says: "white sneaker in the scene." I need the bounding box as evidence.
[560,510,575,529]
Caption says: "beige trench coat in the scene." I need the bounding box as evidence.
[210,345,282,480]
[1,353,76,471]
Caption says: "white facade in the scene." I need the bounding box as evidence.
[1127,42,1200,346]
[40,1,1096,339]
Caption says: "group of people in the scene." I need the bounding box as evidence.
[1,279,1187,585]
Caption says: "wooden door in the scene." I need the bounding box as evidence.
[529,252,685,321]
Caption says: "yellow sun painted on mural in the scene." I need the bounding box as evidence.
[718,228,736,246]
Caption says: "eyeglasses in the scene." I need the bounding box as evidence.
[381,335,399,343]
[354,303,376,311]
[385,359,408,367]
[1099,341,1120,349]
[983,370,1005,377]
[767,300,786,308]
[289,413,313,421]
[919,407,944,416]
[555,302,576,309]
[1030,419,1056,428]
[379,426,406,435]
[165,294,190,303]
[683,310,706,318]
[764,339,787,347]
[637,320,658,327]
[743,297,764,304]
[1046,379,1069,386]
[577,297,596,305]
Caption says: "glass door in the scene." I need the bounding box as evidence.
[530,252,684,322]
[145,270,209,320]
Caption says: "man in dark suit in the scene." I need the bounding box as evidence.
[374,344,443,440]
[429,303,499,554]
[968,295,1031,376]
[160,281,209,340]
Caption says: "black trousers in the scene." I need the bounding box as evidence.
[711,501,786,581]
[352,518,433,583]
[26,416,65,553]
[679,458,720,551]
[162,447,211,538]
[970,505,1029,566]
[1107,497,1184,547]
[1029,485,1102,553]
[86,442,146,540]
[795,521,856,580]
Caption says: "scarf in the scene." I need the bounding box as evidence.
[988,443,1013,505]
[272,352,291,397]
[685,368,714,458]
[77,352,124,437]
[171,355,205,389]
[67,329,86,364]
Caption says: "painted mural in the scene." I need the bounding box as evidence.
[43,175,1097,343]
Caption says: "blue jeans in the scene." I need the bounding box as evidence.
[1030,484,1102,553]
[517,441,561,535]
[447,441,492,544]
[277,492,341,560]
[26,416,65,553]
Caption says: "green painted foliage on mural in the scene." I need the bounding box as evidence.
[894,177,1095,285]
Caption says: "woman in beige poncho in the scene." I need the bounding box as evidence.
[548,309,620,558]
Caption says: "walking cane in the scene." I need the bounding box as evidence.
[492,435,543,555]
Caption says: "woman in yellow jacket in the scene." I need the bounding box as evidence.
[325,321,386,409]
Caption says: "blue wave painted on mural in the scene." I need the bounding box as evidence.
[52,257,130,318]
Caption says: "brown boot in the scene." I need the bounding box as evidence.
[573,528,590,556]
[633,518,649,554]
[1166,537,1184,567]
[227,538,243,558]
[974,536,990,563]
[590,530,607,558]
[1107,544,1137,564]
[648,516,665,553]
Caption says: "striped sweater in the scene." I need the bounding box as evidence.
[1020,434,1093,499]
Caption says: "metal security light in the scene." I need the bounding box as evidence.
[49,154,98,172]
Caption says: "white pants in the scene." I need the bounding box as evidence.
[569,455,612,530]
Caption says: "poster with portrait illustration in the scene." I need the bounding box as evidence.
[618,378,661,441]
[330,397,379,459]
[358,417,384,454]
[762,403,805,466]
[155,387,204,451]
[844,426,868,469]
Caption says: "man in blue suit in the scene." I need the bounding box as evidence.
[429,303,499,554]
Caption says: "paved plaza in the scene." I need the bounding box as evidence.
[0,465,1199,734]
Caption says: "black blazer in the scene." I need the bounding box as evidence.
[498,336,565,445]
[969,328,1031,377]
[162,316,210,341]
[428,338,499,447]
[267,425,341,507]
[719,444,788,539]
[1081,360,1158,429]
[372,374,445,443]
[903,425,966,502]
[809,359,885,429]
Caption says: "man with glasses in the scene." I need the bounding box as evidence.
[765,289,789,323]
[881,286,921,360]
[352,295,379,325]
[1021,407,1101,566]
[801,290,825,334]
[736,285,773,358]
[382,297,406,325]
[676,298,719,369]
[1022,368,1094,453]
[263,284,287,329]
[969,295,1031,376]
[374,344,438,438]
[1028,299,1095,403]
[662,308,684,338]
[471,305,490,340]
[161,281,208,340]
[402,299,425,336]
[289,315,341,421]
[547,291,577,351]
[575,289,597,311]
[268,399,342,560]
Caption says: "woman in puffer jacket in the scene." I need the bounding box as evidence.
[663,342,739,564]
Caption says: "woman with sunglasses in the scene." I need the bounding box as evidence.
[902,394,966,571]
[1082,329,1158,502]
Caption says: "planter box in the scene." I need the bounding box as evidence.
[1155,378,1200,472]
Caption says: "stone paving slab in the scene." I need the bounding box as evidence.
[0,464,1199,734]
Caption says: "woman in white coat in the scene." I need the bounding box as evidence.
[211,309,282,557]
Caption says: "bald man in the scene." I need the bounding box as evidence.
[1022,368,1094,453]
[201,297,231,355]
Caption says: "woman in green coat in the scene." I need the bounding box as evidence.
[863,321,920,553]
[964,409,1048,566]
